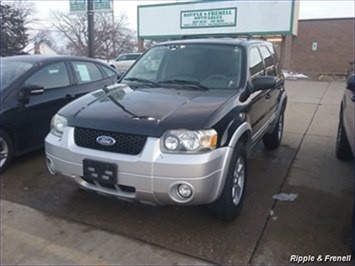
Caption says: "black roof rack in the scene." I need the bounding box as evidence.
[180,34,267,41]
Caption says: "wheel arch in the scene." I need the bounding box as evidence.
[0,124,17,155]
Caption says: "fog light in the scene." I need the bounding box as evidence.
[177,184,192,199]
[46,157,56,175]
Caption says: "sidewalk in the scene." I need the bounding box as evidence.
[1,200,210,265]
[252,81,354,264]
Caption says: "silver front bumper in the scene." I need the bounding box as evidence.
[45,127,232,206]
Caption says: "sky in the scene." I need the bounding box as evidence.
[23,0,355,32]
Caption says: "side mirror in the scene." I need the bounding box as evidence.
[239,76,277,102]
[251,76,276,92]
[18,84,44,103]
[347,74,355,92]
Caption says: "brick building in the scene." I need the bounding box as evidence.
[281,18,355,75]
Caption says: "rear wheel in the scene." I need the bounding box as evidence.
[336,114,353,160]
[208,142,247,222]
[0,130,14,174]
[263,112,284,150]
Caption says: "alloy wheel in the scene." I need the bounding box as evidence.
[232,157,245,206]
[0,137,9,168]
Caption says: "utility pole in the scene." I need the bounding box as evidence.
[88,0,95,58]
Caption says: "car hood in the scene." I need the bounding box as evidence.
[61,84,236,137]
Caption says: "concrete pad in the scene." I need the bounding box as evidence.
[1,200,210,265]
[281,132,304,151]
[1,224,51,265]
[288,135,353,197]
[285,80,329,104]
[321,81,346,105]
[251,185,353,265]
[307,104,340,138]
[252,80,353,265]
[284,102,318,134]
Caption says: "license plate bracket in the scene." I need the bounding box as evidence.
[83,159,117,185]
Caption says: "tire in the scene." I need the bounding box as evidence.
[208,142,247,222]
[0,129,14,174]
[336,115,353,160]
[263,112,284,150]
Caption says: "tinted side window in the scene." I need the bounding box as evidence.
[249,47,264,77]
[117,55,126,61]
[259,46,276,76]
[126,54,140,60]
[25,62,70,90]
[72,61,103,84]
[100,64,117,78]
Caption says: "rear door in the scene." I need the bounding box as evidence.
[259,45,279,122]
[246,46,269,141]
[69,60,115,99]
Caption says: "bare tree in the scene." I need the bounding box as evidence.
[51,11,136,59]
[5,0,36,26]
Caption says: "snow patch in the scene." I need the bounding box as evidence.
[272,193,298,202]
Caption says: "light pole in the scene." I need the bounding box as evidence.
[88,0,95,58]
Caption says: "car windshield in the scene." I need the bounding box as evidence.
[0,60,34,89]
[122,44,243,90]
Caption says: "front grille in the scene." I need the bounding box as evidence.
[74,127,147,155]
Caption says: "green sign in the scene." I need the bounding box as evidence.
[94,0,112,11]
[69,0,112,13]
[70,0,86,12]
[181,8,237,29]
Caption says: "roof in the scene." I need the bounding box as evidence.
[1,55,105,64]
[157,38,270,47]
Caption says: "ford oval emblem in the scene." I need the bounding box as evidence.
[96,136,116,146]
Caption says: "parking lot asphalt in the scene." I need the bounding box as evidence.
[1,80,353,265]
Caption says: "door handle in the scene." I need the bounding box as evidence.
[351,95,355,102]
[265,93,272,100]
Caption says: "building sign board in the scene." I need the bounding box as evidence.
[94,0,112,12]
[69,0,112,14]
[70,0,86,13]
[138,0,299,39]
[181,8,237,29]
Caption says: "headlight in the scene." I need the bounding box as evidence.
[50,114,68,137]
[161,129,218,153]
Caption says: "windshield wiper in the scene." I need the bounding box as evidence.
[158,79,209,91]
[123,77,160,87]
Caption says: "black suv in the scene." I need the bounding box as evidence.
[45,39,287,221]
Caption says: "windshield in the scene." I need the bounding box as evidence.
[122,44,243,90]
[0,60,34,89]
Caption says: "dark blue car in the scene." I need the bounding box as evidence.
[0,55,119,173]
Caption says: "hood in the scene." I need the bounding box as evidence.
[60,84,236,137]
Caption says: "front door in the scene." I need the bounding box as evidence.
[11,61,74,152]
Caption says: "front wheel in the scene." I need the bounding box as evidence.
[208,143,247,222]
[263,112,284,150]
[0,130,14,174]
